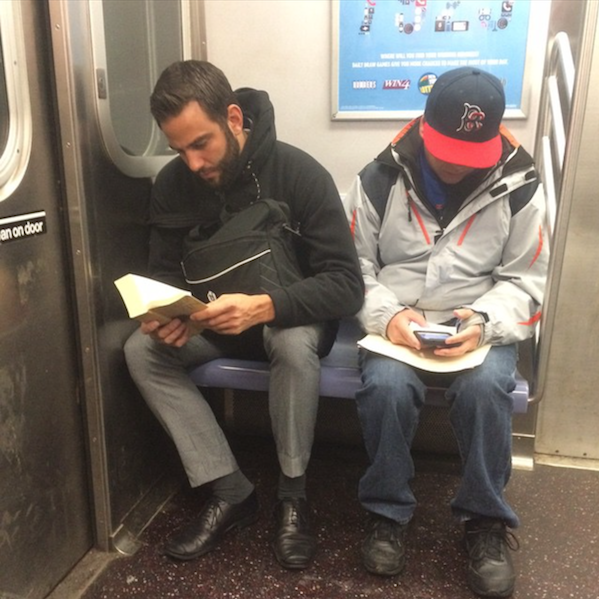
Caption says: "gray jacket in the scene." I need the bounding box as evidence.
[345,118,549,346]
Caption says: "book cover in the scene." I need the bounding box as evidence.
[114,273,207,334]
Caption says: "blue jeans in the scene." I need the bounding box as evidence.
[356,345,519,529]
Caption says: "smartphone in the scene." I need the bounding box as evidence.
[414,330,460,349]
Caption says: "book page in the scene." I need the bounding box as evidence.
[115,274,192,318]
[115,274,206,334]
[357,334,491,373]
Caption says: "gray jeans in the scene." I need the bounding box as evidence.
[124,323,326,487]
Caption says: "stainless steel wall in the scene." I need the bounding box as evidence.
[48,0,184,552]
[0,1,92,597]
[535,1,599,462]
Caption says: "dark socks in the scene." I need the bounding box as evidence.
[211,470,254,504]
[277,472,307,500]
[210,470,306,503]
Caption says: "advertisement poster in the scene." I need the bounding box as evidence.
[332,0,532,119]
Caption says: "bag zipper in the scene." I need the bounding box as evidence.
[183,249,271,284]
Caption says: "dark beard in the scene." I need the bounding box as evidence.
[205,125,242,190]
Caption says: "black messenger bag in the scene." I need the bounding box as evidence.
[181,199,303,303]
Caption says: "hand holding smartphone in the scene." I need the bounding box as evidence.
[413,330,461,349]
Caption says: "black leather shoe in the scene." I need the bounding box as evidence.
[361,513,408,576]
[465,518,519,597]
[163,491,259,560]
[272,498,316,569]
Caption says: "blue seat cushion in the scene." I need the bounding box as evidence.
[188,319,529,413]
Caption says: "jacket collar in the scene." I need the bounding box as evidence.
[376,117,535,180]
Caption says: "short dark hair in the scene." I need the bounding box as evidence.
[150,60,237,126]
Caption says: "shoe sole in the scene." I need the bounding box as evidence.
[271,541,316,570]
[361,549,406,577]
[468,572,515,598]
[164,510,259,561]
[468,585,515,598]
[272,549,313,570]
[362,560,405,577]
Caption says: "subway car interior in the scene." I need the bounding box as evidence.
[1,1,599,598]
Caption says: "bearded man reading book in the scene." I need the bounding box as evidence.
[123,60,363,570]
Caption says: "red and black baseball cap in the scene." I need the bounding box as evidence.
[421,67,506,168]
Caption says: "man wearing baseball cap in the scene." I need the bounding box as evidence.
[345,67,548,597]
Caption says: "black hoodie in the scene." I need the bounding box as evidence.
[148,88,364,329]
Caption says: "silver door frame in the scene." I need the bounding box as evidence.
[48,0,206,551]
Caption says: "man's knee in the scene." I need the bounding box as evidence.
[123,327,162,381]
[450,370,514,416]
[451,345,517,407]
[264,325,321,365]
[361,355,422,395]
[124,328,146,368]
[358,378,422,421]
[357,385,418,421]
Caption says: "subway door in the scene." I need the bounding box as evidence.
[0,1,92,598]
[48,0,204,555]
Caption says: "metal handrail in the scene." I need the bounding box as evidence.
[548,75,566,169]
[553,31,575,107]
[541,137,557,241]
[529,30,575,404]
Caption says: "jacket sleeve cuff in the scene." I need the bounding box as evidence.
[457,311,488,347]
[267,288,292,327]
[380,306,409,338]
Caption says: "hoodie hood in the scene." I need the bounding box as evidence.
[234,88,277,184]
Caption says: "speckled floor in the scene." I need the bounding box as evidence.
[81,436,599,599]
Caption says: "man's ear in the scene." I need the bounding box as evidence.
[227,104,244,135]
[419,116,425,136]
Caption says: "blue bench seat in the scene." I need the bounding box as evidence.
[189,319,530,414]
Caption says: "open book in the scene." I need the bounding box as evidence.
[114,273,207,334]
[357,332,491,373]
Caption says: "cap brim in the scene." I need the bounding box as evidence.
[422,121,502,169]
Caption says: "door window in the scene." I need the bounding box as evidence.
[90,0,194,177]
[0,38,9,154]
[0,1,32,200]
